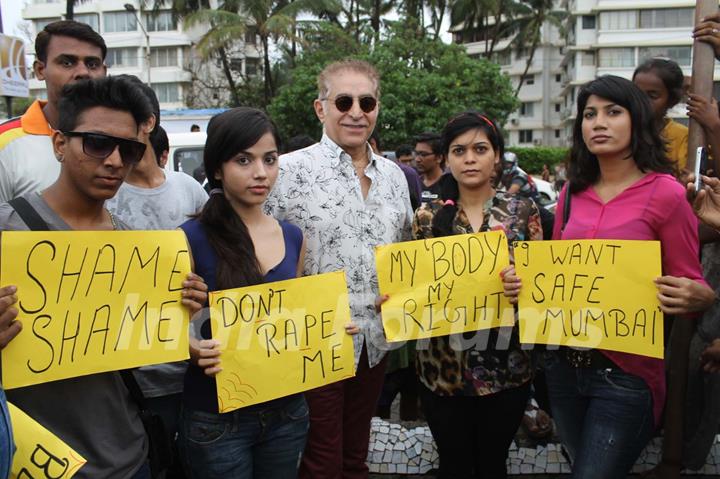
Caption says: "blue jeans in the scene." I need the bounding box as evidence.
[178,395,309,479]
[0,387,12,479]
[544,352,654,479]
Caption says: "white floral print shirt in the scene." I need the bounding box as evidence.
[266,134,413,369]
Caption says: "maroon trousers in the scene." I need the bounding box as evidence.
[299,346,388,479]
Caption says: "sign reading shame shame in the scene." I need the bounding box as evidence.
[1,231,192,389]
[9,403,87,478]
[514,240,663,358]
[210,271,354,413]
[375,231,515,342]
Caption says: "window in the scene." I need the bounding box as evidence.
[598,48,635,68]
[151,47,178,67]
[153,83,180,103]
[522,74,535,86]
[146,11,177,32]
[519,130,534,143]
[104,12,137,33]
[245,58,259,76]
[581,51,595,66]
[640,8,694,29]
[639,46,692,66]
[555,74,562,82]
[34,18,61,32]
[493,50,512,66]
[245,27,258,45]
[599,11,638,30]
[520,102,534,117]
[74,13,99,31]
[555,130,561,139]
[174,148,203,174]
[582,15,596,29]
[555,104,561,113]
[106,48,139,68]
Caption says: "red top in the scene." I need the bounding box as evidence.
[553,172,707,426]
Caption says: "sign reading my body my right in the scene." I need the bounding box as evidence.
[514,239,664,358]
[376,230,515,342]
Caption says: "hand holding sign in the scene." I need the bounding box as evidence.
[0,285,21,349]
[514,239,664,358]
[375,231,514,342]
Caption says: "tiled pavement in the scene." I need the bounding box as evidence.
[366,417,720,477]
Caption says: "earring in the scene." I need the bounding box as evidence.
[56,155,63,163]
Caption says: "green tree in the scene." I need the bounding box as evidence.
[185,0,340,106]
[268,24,518,148]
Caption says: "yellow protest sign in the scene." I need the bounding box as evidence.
[514,240,664,358]
[8,403,86,478]
[375,231,514,342]
[210,271,355,413]
[1,231,192,389]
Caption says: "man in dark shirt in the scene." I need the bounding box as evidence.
[414,132,447,203]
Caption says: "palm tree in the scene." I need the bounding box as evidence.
[506,0,566,96]
[65,0,93,20]
[449,0,521,58]
[185,0,340,106]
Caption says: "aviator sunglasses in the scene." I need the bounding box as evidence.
[63,131,147,166]
[321,94,378,113]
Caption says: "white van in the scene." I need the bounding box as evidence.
[166,132,206,176]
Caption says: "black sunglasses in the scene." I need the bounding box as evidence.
[63,131,146,166]
[322,95,378,113]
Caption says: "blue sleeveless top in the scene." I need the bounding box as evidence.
[180,217,304,413]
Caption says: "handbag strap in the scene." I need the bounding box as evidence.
[119,370,147,408]
[8,197,148,409]
[8,197,50,231]
[561,183,571,232]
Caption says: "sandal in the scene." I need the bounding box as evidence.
[521,398,553,440]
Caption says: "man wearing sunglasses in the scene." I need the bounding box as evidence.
[0,21,107,204]
[0,76,207,479]
[266,59,413,479]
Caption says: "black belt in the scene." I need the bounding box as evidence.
[561,347,616,369]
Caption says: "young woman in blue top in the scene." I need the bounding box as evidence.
[177,107,357,479]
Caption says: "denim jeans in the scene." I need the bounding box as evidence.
[544,352,654,479]
[178,395,309,479]
[0,387,13,479]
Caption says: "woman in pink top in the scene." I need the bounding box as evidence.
[503,75,715,478]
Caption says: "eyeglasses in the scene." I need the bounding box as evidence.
[321,95,378,113]
[413,151,435,158]
[63,131,146,166]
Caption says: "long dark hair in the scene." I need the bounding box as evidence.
[568,75,672,193]
[432,111,503,237]
[199,107,281,290]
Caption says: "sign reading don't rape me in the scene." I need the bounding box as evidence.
[210,271,355,413]
[1,231,192,389]
[375,231,515,342]
[514,240,663,358]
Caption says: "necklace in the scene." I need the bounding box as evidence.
[108,210,118,230]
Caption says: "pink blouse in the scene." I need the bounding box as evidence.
[552,172,706,426]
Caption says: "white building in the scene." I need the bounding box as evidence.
[452,9,567,147]
[21,0,260,110]
[455,0,719,147]
[559,0,720,141]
